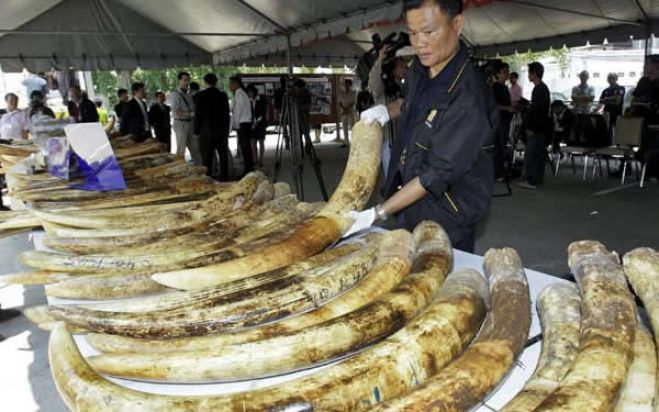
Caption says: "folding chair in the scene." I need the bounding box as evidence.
[591,117,645,186]
[555,114,608,180]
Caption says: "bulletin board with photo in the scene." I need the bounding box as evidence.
[242,75,350,126]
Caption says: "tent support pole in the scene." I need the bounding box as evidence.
[234,0,287,32]
[634,0,649,22]
[286,33,293,75]
[0,30,272,37]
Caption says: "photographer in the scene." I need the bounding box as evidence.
[369,45,408,178]
[350,0,497,253]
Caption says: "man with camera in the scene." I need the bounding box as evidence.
[369,44,408,178]
[350,0,497,253]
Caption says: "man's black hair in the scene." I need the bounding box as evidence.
[178,71,191,80]
[190,82,200,91]
[647,54,659,65]
[230,76,244,88]
[246,85,258,95]
[528,62,545,79]
[117,88,128,97]
[403,0,463,18]
[494,60,509,74]
[154,90,165,98]
[30,90,44,100]
[95,100,102,108]
[131,82,145,93]
[551,100,565,108]
[4,93,17,102]
[510,72,519,79]
[344,78,353,86]
[204,73,218,86]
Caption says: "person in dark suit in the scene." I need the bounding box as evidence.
[114,88,128,128]
[194,73,231,180]
[67,86,98,123]
[79,92,99,123]
[247,85,268,168]
[551,100,575,156]
[149,90,171,152]
[121,82,152,142]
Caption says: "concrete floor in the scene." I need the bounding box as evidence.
[0,130,657,411]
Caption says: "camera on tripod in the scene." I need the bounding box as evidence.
[356,31,411,84]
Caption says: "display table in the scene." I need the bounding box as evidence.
[32,231,570,410]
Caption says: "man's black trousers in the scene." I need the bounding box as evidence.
[238,123,254,176]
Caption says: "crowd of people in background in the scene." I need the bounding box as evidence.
[487,54,659,189]
[108,72,277,181]
[2,53,658,186]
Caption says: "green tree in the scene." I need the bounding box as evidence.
[92,65,237,107]
[91,70,119,106]
[501,48,570,75]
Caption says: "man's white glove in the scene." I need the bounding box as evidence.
[360,105,390,126]
[343,208,376,238]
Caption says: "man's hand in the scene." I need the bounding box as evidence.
[360,105,390,126]
[377,45,392,62]
[343,209,376,238]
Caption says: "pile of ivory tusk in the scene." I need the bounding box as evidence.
[498,243,659,412]
[40,239,659,412]
[5,121,384,304]
[0,140,41,173]
[6,122,659,411]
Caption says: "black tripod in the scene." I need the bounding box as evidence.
[273,85,328,201]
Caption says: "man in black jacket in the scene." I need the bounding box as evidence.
[350,0,497,253]
[67,86,98,123]
[79,92,99,123]
[194,73,231,180]
[121,82,152,142]
[550,99,574,155]
[114,88,128,123]
[149,90,171,152]
[519,61,551,190]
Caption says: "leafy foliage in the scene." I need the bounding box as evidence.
[501,48,571,75]
[92,65,235,106]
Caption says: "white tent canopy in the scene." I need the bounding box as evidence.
[0,0,657,71]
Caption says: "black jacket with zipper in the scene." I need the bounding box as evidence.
[384,44,498,243]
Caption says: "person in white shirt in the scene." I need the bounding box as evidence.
[0,93,28,140]
[571,70,595,114]
[229,76,254,176]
